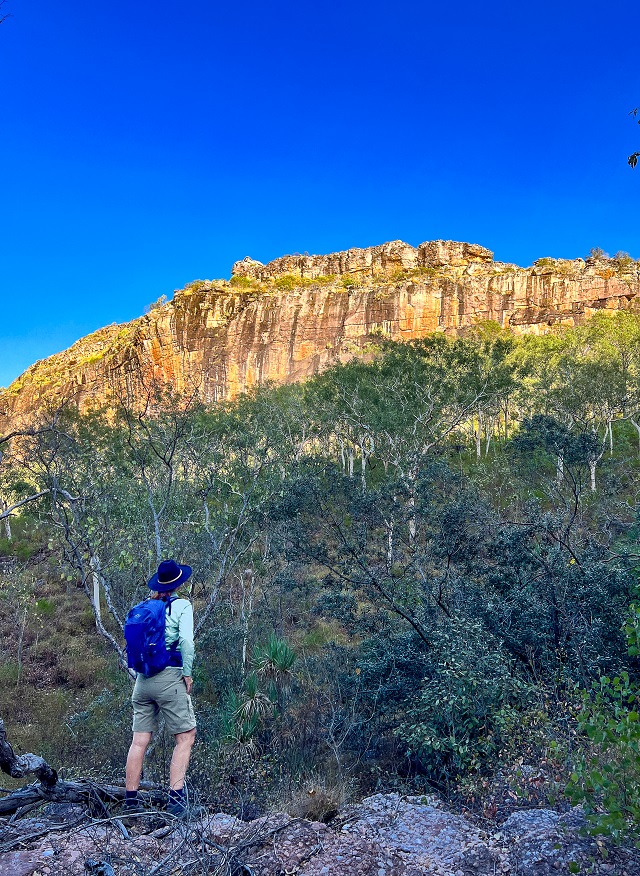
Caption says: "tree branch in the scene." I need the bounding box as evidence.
[0,490,50,520]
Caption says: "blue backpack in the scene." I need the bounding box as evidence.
[124,597,181,676]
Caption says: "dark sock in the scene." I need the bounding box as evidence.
[125,790,138,806]
[168,787,185,803]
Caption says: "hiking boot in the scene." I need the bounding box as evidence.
[166,798,188,818]
[120,799,145,825]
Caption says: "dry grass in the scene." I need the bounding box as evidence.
[281,776,350,823]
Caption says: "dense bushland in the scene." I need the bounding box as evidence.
[2,314,640,829]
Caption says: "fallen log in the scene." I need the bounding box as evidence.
[0,719,57,787]
[0,719,163,817]
[0,778,164,816]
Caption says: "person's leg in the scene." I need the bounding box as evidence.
[169,727,196,790]
[126,731,153,791]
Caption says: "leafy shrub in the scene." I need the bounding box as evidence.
[220,688,261,755]
[274,274,303,290]
[566,598,640,843]
[391,266,440,282]
[567,673,640,843]
[35,598,56,615]
[230,275,256,289]
[397,622,530,781]
[220,635,296,756]
[184,280,211,293]
[0,518,46,560]
[613,252,636,274]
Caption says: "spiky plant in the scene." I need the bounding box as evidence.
[220,691,260,756]
[235,672,275,723]
[254,633,296,693]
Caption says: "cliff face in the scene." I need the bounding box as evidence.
[2,239,639,425]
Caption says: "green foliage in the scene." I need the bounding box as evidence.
[7,316,640,808]
[254,633,296,691]
[567,672,640,843]
[398,623,530,780]
[567,599,640,844]
[187,280,210,292]
[235,672,275,722]
[35,598,55,615]
[220,689,262,754]
[274,274,306,290]
[0,517,46,560]
[229,275,256,289]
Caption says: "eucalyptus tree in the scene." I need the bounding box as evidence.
[0,413,74,539]
[270,459,492,648]
[456,323,517,457]
[2,388,290,672]
[513,325,628,490]
[308,336,513,490]
[186,387,301,638]
[581,312,640,454]
[476,415,636,683]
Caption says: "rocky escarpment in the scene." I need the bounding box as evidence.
[2,239,639,425]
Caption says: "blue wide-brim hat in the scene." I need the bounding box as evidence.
[148,559,193,592]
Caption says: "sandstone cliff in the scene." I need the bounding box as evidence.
[2,239,639,425]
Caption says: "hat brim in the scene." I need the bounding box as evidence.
[147,564,192,592]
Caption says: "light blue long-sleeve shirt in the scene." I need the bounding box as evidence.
[165,598,195,676]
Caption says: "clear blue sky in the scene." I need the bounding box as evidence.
[1,0,639,388]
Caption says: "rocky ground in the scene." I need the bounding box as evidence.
[1,793,639,876]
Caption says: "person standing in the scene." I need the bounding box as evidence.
[124,559,196,817]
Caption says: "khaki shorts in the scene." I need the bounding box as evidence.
[132,667,196,735]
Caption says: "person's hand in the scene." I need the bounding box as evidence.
[183,676,193,694]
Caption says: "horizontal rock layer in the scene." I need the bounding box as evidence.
[2,239,639,425]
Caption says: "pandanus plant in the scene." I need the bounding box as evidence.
[222,635,297,754]
[253,633,296,694]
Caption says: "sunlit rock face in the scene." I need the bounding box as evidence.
[1,239,638,425]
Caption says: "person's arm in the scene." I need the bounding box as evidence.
[177,602,195,690]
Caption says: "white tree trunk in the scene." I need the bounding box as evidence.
[1,502,11,541]
[485,420,492,456]
[90,555,102,627]
[240,569,255,680]
[631,418,640,456]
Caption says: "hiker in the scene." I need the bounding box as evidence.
[124,559,196,817]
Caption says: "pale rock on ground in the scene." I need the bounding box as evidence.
[1,793,639,875]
